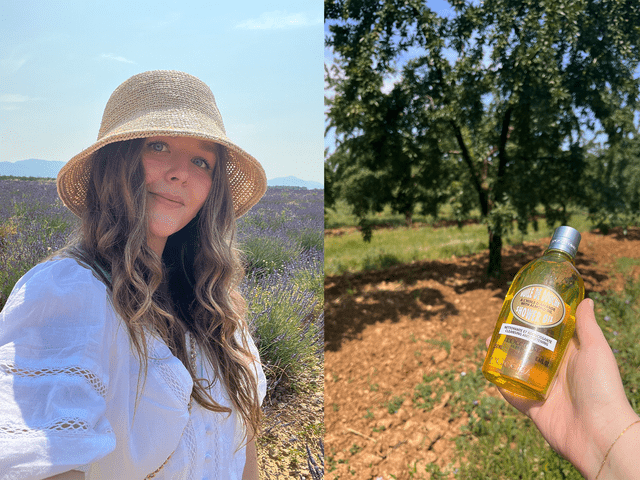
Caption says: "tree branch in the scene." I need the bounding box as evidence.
[450,120,489,217]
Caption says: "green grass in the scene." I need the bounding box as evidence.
[590,272,640,412]
[325,212,592,275]
[424,336,452,355]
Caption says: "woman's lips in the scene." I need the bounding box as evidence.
[149,192,184,207]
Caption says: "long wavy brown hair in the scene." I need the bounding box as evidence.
[58,138,261,441]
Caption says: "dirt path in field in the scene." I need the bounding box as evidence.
[324,228,640,480]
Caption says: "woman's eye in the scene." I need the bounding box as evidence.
[192,157,211,170]
[148,142,167,152]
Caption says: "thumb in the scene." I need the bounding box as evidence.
[574,298,608,349]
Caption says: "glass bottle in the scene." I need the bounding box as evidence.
[482,226,585,401]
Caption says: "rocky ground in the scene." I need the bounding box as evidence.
[258,370,325,479]
[324,228,640,480]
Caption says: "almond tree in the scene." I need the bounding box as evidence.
[325,0,640,276]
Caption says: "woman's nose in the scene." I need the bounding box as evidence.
[165,154,191,182]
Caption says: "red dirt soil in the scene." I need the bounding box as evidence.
[324,228,640,480]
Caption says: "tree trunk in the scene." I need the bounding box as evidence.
[487,226,503,278]
[405,211,412,227]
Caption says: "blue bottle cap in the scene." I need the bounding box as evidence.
[548,226,581,258]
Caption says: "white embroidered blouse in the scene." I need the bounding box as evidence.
[0,258,266,480]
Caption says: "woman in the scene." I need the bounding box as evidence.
[0,70,268,479]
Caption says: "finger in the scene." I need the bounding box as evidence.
[496,384,539,415]
[574,298,608,349]
[485,336,490,349]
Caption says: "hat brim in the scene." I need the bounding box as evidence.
[57,127,266,219]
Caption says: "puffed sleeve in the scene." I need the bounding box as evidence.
[0,258,117,479]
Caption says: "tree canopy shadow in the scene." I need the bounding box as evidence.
[325,240,611,353]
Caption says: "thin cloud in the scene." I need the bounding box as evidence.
[148,12,181,29]
[1,54,29,75]
[0,94,30,103]
[236,11,322,30]
[0,93,33,111]
[101,53,136,64]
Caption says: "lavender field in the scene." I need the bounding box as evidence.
[0,178,324,397]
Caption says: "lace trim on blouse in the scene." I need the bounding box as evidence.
[0,363,108,398]
[148,358,192,407]
[0,418,99,436]
[183,417,197,480]
[0,362,110,438]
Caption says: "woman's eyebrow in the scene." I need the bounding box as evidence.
[198,141,218,154]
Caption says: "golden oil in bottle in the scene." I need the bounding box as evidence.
[482,226,585,401]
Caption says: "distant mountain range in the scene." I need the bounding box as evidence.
[0,159,323,189]
[0,159,66,179]
[267,176,323,190]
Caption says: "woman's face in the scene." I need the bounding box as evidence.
[141,135,216,256]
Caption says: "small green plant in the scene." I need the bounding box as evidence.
[385,395,404,414]
[348,443,362,455]
[424,336,451,354]
[367,374,379,392]
[407,461,421,480]
[413,379,445,411]
[424,462,448,479]
[327,455,337,473]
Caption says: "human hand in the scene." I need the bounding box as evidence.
[486,298,639,479]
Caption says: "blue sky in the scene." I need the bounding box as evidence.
[1,0,323,184]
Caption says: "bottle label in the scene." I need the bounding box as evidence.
[498,323,558,351]
[510,284,565,328]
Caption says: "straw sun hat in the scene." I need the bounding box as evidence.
[57,70,267,218]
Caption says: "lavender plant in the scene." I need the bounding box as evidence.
[0,179,77,306]
[237,188,324,394]
[240,247,324,395]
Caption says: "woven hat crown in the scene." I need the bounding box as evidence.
[99,71,227,140]
[57,70,266,218]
